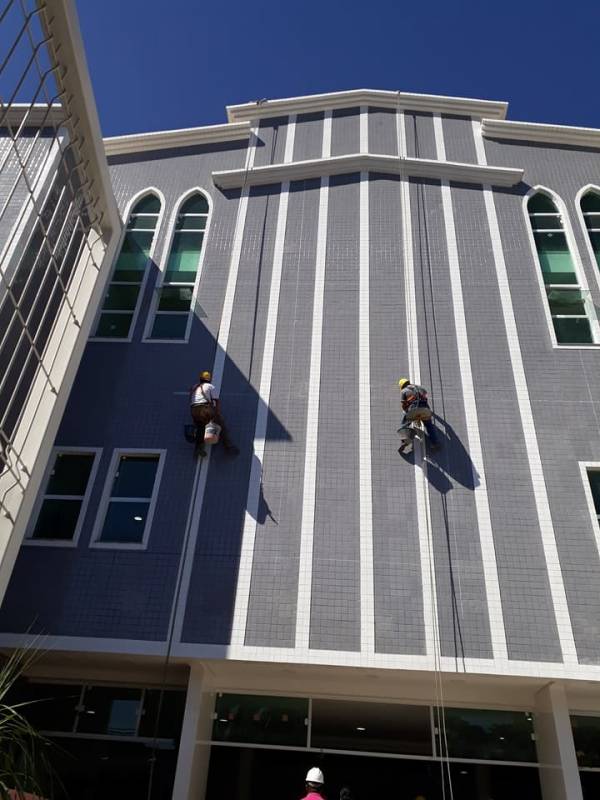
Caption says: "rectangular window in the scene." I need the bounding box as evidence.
[28,451,99,543]
[311,699,432,756]
[77,686,143,736]
[439,707,537,762]
[92,451,165,547]
[586,470,600,523]
[212,693,308,747]
[572,715,600,767]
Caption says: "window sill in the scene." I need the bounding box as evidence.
[88,337,133,344]
[142,338,189,345]
[22,538,77,548]
[552,343,600,350]
[88,541,148,551]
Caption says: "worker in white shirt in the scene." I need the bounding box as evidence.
[189,370,238,458]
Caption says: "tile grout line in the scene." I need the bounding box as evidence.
[295,110,331,651]
[472,119,578,665]
[359,106,375,653]
[398,109,437,663]
[231,116,296,647]
[172,128,258,643]
[433,113,508,661]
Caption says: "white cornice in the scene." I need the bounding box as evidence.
[0,103,65,128]
[482,118,600,150]
[227,89,508,123]
[103,121,252,157]
[212,153,523,190]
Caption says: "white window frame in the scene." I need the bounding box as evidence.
[523,185,600,349]
[90,188,165,343]
[89,448,166,550]
[575,184,600,297]
[579,462,600,563]
[143,187,213,345]
[24,447,102,548]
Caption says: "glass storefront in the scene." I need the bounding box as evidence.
[206,694,541,800]
[12,680,186,800]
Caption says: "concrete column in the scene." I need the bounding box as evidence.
[172,664,215,800]
[534,682,583,800]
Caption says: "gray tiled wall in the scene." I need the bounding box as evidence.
[3,109,600,671]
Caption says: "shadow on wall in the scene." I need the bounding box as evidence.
[400,414,479,493]
[426,414,480,493]
[0,178,293,644]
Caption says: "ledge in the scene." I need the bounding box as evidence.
[227,89,508,123]
[212,153,524,190]
[104,121,252,156]
[482,118,600,150]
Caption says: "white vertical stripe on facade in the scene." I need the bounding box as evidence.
[295,111,331,650]
[359,106,375,653]
[472,119,578,664]
[397,109,437,661]
[172,130,258,642]
[432,113,508,661]
[231,116,296,647]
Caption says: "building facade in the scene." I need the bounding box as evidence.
[2,89,600,799]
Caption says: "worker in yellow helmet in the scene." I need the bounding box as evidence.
[397,378,439,454]
[189,370,238,458]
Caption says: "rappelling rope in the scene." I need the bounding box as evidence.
[398,96,455,800]
[144,122,258,800]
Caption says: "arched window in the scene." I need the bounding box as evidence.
[580,190,600,269]
[94,193,161,339]
[527,192,594,344]
[148,192,209,340]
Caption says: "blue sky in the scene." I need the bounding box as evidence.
[76,0,600,137]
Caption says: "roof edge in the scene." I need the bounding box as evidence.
[227,89,508,122]
[482,118,600,149]
[104,120,252,157]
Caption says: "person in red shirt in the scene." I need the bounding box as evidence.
[302,767,325,800]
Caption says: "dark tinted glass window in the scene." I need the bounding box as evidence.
[311,699,432,755]
[572,715,600,767]
[21,682,82,732]
[212,694,308,747]
[441,707,537,762]
[112,455,158,497]
[139,690,186,740]
[587,472,600,516]
[32,498,82,540]
[46,453,94,495]
[99,500,150,543]
[78,686,142,736]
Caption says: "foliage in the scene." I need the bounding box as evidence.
[0,648,54,800]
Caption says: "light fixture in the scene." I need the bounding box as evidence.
[355,726,366,732]
[134,516,143,521]
[460,770,468,776]
[499,736,505,740]
[219,718,228,723]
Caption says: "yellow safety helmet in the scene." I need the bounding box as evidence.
[398,377,410,389]
[199,370,212,381]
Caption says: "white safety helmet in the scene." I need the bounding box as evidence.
[306,767,325,785]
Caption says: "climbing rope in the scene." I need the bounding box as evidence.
[144,125,259,800]
[398,96,456,800]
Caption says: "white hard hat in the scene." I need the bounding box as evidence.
[306,767,324,784]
